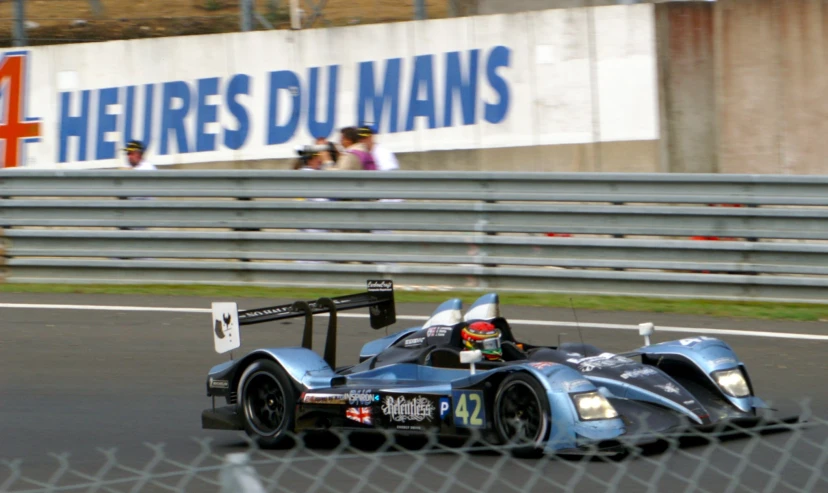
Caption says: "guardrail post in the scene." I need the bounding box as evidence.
[240,0,254,31]
[13,0,27,47]
[415,0,426,20]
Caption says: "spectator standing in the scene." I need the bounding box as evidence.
[324,127,376,171]
[117,141,156,254]
[294,140,331,240]
[123,141,156,171]
[360,125,399,171]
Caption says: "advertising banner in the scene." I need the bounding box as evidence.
[0,4,657,169]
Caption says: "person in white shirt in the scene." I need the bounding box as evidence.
[357,126,400,240]
[117,141,156,247]
[373,142,399,171]
[123,140,157,171]
[359,125,399,171]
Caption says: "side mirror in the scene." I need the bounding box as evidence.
[460,350,483,375]
[638,322,655,346]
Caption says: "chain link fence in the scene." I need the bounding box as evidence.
[0,0,480,47]
[3,400,826,493]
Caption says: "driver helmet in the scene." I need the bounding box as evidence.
[461,321,502,361]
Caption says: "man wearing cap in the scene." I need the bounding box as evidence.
[124,140,157,171]
[324,127,376,171]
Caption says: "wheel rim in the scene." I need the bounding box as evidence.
[242,371,286,436]
[496,381,546,446]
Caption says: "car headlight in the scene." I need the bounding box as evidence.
[712,368,750,398]
[572,391,619,421]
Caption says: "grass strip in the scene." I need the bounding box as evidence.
[1,283,825,322]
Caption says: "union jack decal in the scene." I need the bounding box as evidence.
[346,407,372,425]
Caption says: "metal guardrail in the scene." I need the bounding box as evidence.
[1,170,826,303]
[2,170,828,204]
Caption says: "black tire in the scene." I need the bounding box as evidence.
[493,372,551,458]
[237,359,297,449]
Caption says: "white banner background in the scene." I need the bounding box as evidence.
[0,4,658,169]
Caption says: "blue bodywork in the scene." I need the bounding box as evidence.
[623,336,770,414]
[206,348,627,453]
[203,287,774,455]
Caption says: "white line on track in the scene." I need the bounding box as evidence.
[2,302,827,341]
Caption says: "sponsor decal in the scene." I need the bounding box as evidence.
[427,326,452,338]
[347,390,379,405]
[209,378,229,389]
[711,357,737,367]
[301,392,347,405]
[381,395,436,423]
[655,383,681,395]
[678,336,716,347]
[562,379,590,392]
[404,337,425,347]
[683,400,696,405]
[439,397,451,419]
[213,313,234,340]
[568,353,635,372]
[367,280,394,292]
[620,367,658,380]
[528,362,559,370]
[345,407,373,425]
[239,305,293,319]
[452,390,485,428]
[211,302,240,355]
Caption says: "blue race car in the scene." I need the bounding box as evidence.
[202,280,778,457]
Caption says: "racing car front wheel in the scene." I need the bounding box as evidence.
[237,359,297,449]
[493,373,551,458]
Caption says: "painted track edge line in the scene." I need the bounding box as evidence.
[1,303,826,341]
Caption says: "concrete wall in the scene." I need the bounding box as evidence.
[655,1,717,173]
[172,139,658,172]
[657,0,827,175]
[714,0,827,175]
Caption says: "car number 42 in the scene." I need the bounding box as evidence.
[452,390,485,428]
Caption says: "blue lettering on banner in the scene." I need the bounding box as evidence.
[224,74,251,150]
[452,390,485,428]
[405,54,437,131]
[94,87,119,160]
[307,66,338,139]
[484,45,510,124]
[195,77,220,153]
[160,80,192,155]
[267,70,301,145]
[357,58,401,134]
[58,90,91,162]
[444,50,479,127]
[54,45,511,163]
[123,84,155,151]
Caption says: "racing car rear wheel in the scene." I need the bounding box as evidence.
[493,373,551,458]
[237,359,296,449]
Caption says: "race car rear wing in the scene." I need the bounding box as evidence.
[211,280,396,369]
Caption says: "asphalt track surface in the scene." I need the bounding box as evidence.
[2,292,827,493]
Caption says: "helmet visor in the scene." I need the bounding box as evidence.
[480,337,501,351]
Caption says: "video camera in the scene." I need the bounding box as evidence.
[295,142,337,158]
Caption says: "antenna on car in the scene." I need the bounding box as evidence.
[569,298,586,355]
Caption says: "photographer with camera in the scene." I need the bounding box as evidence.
[292,138,339,170]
